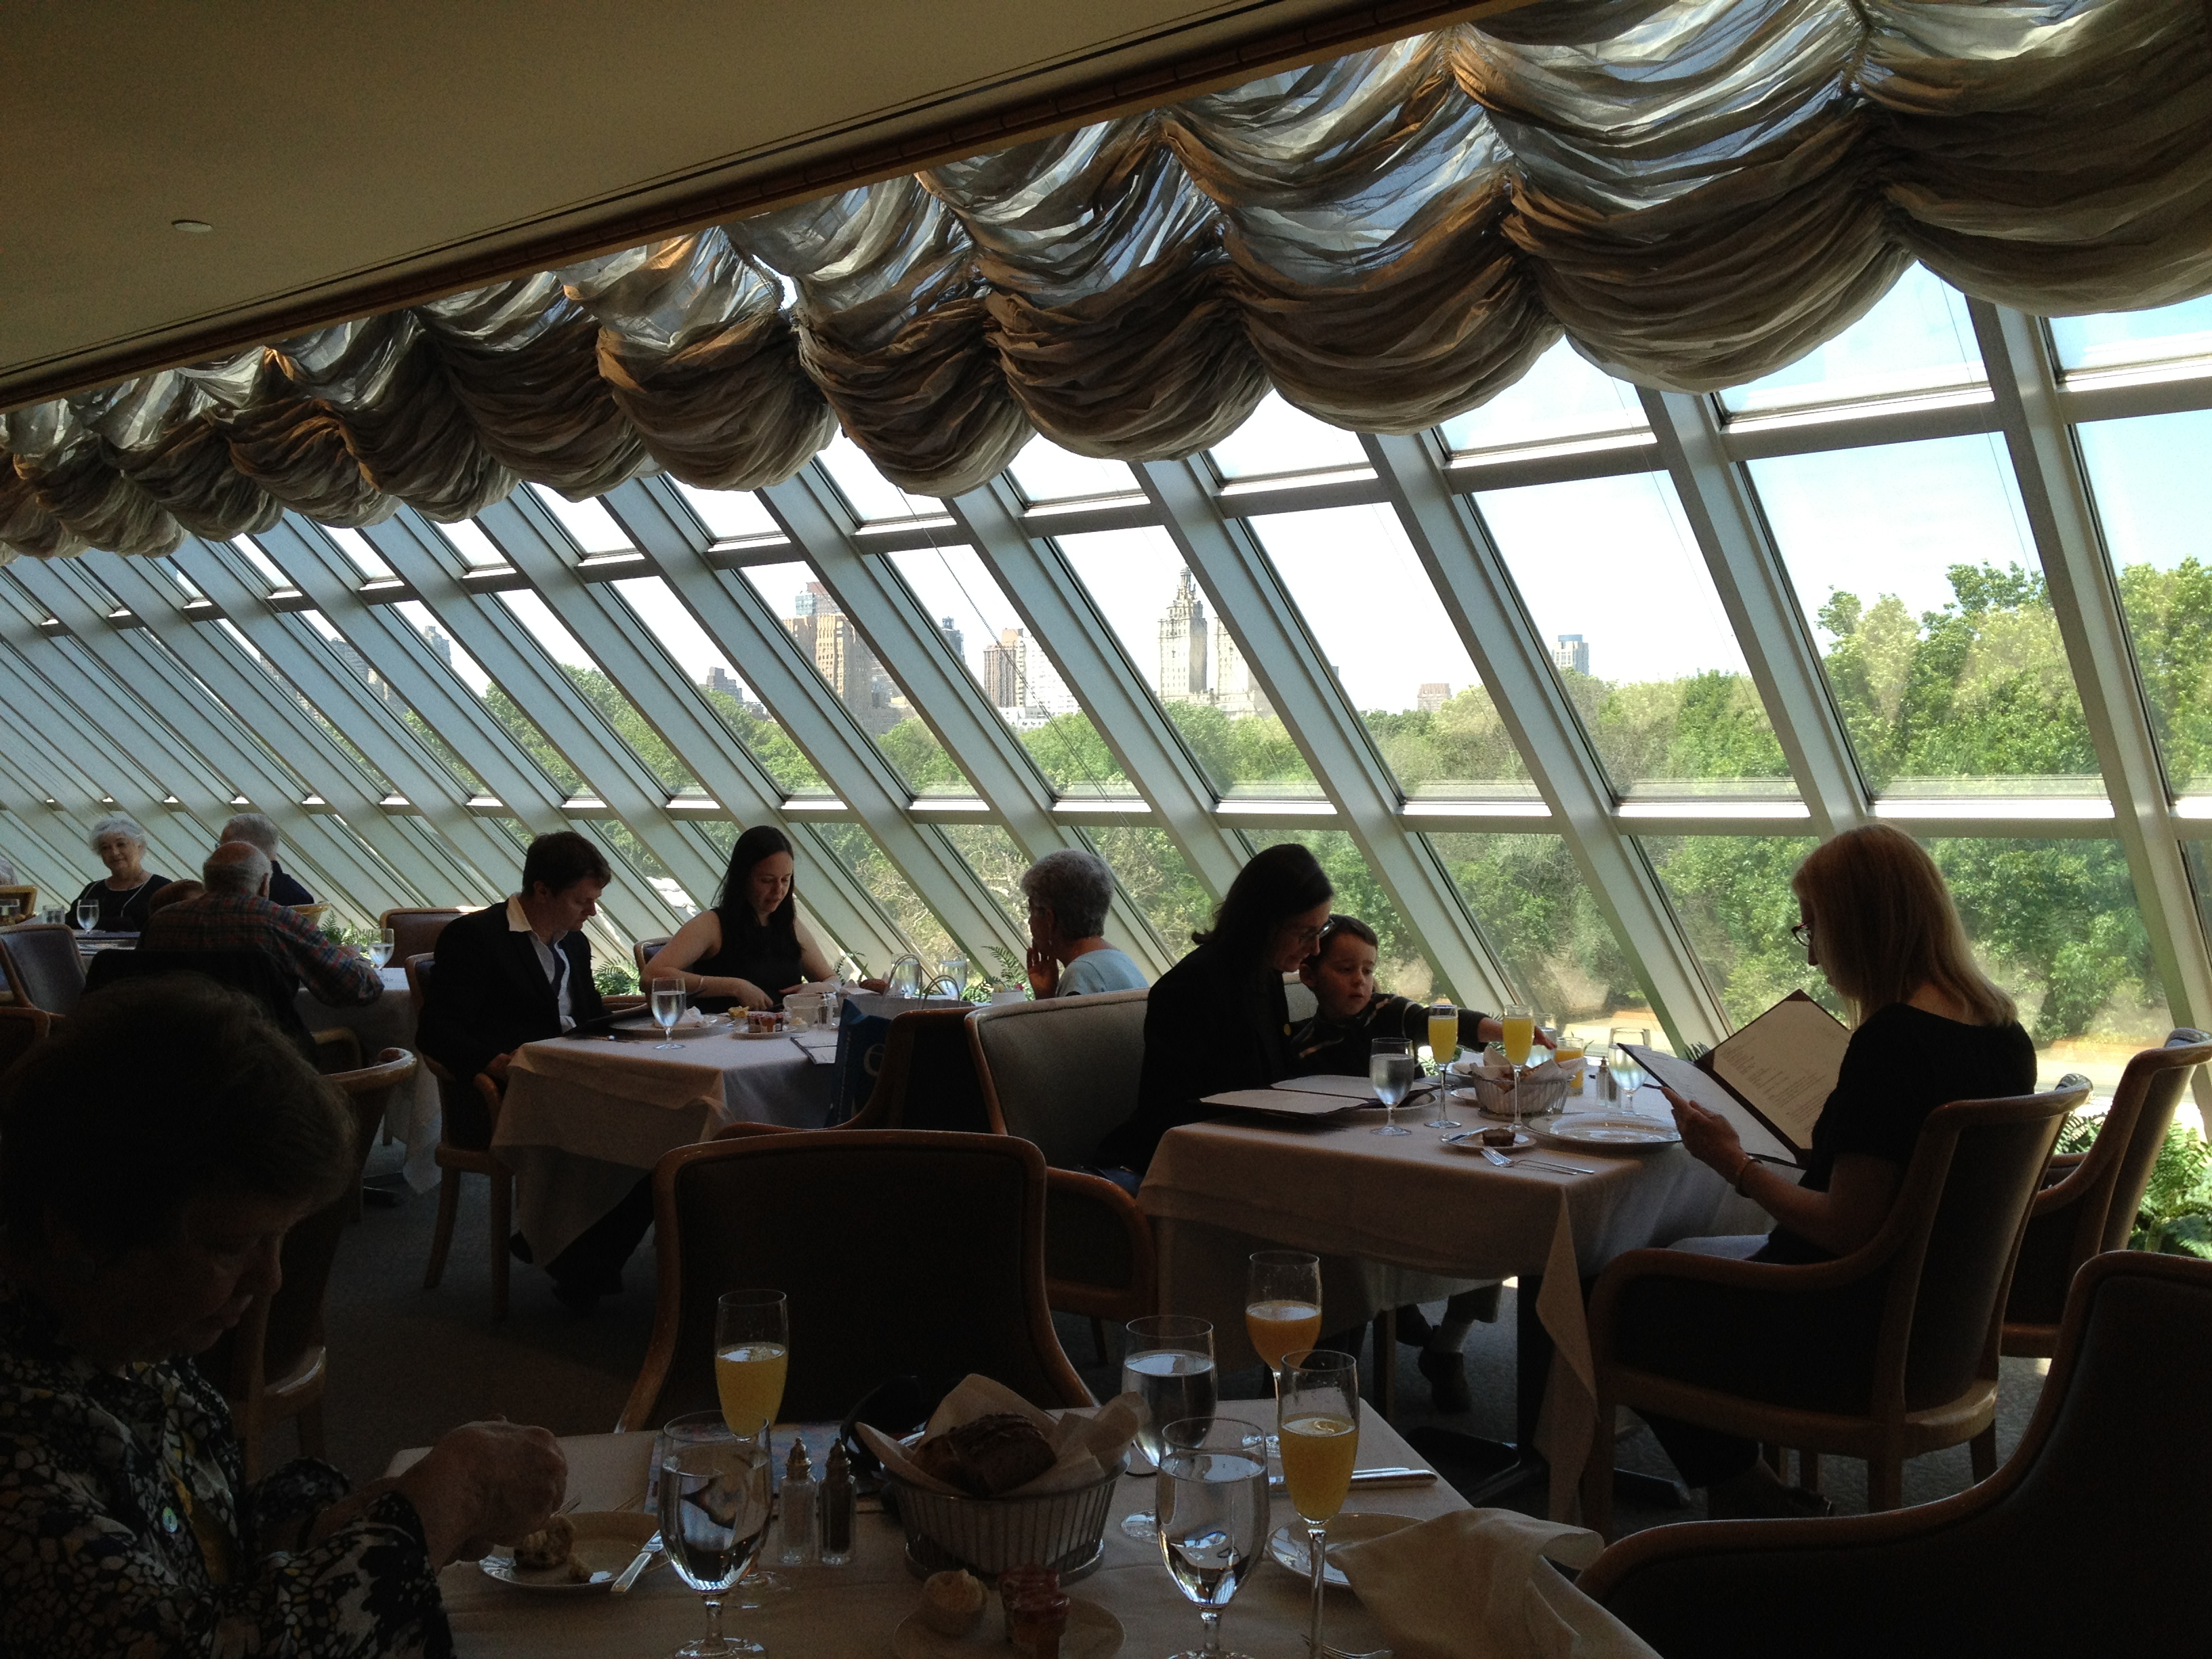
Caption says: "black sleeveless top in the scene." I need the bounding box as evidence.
[691,905,806,1010]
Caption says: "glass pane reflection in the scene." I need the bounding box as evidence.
[1437,339,1648,457]
[2049,295,2212,377]
[1719,266,1983,417]
[1206,392,1369,480]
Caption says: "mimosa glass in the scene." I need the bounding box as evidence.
[1425,1003,1462,1129]
[1501,1004,1535,1128]
[1279,1351,1360,1659]
[1369,1038,1418,1137]
[1246,1250,1321,1453]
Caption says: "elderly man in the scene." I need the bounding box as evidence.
[219,811,316,907]
[140,842,382,1008]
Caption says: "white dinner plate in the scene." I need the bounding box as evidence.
[893,1596,1122,1659]
[478,1512,661,1593]
[1267,1512,1419,1588]
[1540,1113,1680,1149]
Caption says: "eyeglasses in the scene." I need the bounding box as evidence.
[1788,920,1814,949]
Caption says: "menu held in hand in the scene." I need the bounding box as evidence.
[1624,991,1849,1166]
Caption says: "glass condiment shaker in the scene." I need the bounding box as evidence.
[779,1440,818,1565]
[819,1442,855,1565]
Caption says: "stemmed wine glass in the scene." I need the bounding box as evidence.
[75,897,97,932]
[369,927,396,970]
[659,1417,773,1659]
[1608,1025,1650,1113]
[1369,1038,1418,1137]
[1246,1250,1321,1456]
[1500,1004,1535,1130]
[713,1290,791,1599]
[1423,1003,1462,1130]
[1121,1315,1216,1542]
[1156,1416,1270,1659]
[652,976,688,1050]
[1279,1351,1361,1659]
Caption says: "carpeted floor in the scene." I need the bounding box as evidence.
[311,1141,2048,1535]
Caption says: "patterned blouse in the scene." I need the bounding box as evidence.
[0,1282,451,1659]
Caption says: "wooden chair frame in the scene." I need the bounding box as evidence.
[621,1126,1090,1431]
[632,936,672,985]
[1584,1082,2087,1531]
[377,907,464,969]
[406,951,513,1318]
[0,1004,54,1073]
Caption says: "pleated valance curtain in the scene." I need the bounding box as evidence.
[5,0,2209,561]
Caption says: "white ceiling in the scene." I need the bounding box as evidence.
[2,0,1499,409]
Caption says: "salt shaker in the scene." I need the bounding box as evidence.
[779,1441,818,1565]
[818,1441,855,1565]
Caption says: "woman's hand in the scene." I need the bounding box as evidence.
[1662,1085,1746,1179]
[393,1420,567,1566]
[727,977,773,1012]
[1025,944,1059,998]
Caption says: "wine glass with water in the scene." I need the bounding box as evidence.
[1120,1315,1216,1542]
[1156,1416,1269,1659]
[1608,1025,1650,1112]
[659,1422,773,1659]
[652,975,688,1050]
[369,927,395,970]
[1279,1350,1361,1659]
[75,897,98,932]
[1370,1038,1418,1137]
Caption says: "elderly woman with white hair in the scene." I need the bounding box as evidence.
[1020,848,1149,998]
[65,815,172,934]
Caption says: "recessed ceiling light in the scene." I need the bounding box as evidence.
[171,218,213,234]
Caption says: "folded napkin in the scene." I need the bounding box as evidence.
[855,1373,1145,1497]
[1334,1508,1658,1659]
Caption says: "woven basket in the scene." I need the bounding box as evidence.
[1453,1060,1582,1118]
[887,1462,1121,1581]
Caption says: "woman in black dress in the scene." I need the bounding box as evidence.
[66,814,171,933]
[1096,842,1334,1175]
[640,825,839,1011]
[1643,823,2036,1516]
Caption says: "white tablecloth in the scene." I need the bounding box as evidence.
[405,1406,1468,1659]
[299,967,440,1191]
[496,1031,836,1261]
[1140,1111,1765,1519]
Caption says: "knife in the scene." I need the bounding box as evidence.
[608,1534,662,1595]
[1269,1467,1435,1492]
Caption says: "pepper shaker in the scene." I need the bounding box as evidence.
[819,1441,855,1565]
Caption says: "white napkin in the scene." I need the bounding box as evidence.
[1334,1508,1658,1659]
[855,1374,1145,1497]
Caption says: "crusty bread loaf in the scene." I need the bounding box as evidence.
[912,1412,1057,1496]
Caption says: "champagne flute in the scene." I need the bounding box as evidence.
[1501,1004,1535,1130]
[1424,1002,1462,1129]
[713,1291,790,1599]
[1279,1351,1361,1659]
[659,1418,773,1659]
[1608,1026,1650,1113]
[75,897,98,932]
[1369,1038,1418,1137]
[652,975,688,1050]
[369,926,396,970]
[1120,1315,1216,1541]
[1156,1416,1269,1659]
[1246,1250,1321,1454]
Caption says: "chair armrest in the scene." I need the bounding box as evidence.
[1043,1168,1157,1309]
[2028,1150,2099,1215]
[1588,1238,1906,1368]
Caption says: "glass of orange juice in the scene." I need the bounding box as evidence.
[1279,1350,1360,1659]
[1500,1004,1535,1128]
[1246,1250,1321,1450]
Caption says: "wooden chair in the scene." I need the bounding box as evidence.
[842,1007,992,1132]
[1583,1080,2088,1532]
[2004,1029,2212,1356]
[0,923,87,1016]
[378,907,462,966]
[632,936,672,984]
[326,1046,420,1221]
[0,1004,52,1073]
[406,951,512,1319]
[620,1126,1090,1430]
[1581,1252,2212,1659]
[0,884,35,924]
[968,993,1158,1347]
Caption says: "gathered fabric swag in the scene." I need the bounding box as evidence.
[5,0,2209,561]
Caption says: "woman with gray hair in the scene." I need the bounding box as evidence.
[65,814,172,934]
[220,811,316,906]
[1020,848,1149,998]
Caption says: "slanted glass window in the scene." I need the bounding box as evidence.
[1006,436,1141,504]
[246,612,398,794]
[1206,392,1368,481]
[1054,527,1319,798]
[1086,826,1211,955]
[288,610,483,794]
[494,590,700,796]
[609,576,829,796]
[1748,434,2100,798]
[1477,472,1795,798]
[941,822,1029,941]
[735,560,977,794]
[886,542,1135,799]
[807,822,959,970]
[528,484,632,555]
[1719,265,1984,418]
[392,598,569,796]
[1636,834,1829,1029]
[434,517,510,569]
[1263,829,1433,998]
[2049,295,2212,380]
[1250,504,1533,800]
[230,535,293,592]
[674,483,786,544]
[1426,832,1651,1042]
[1437,340,1649,459]
[2074,411,2212,792]
[323,526,396,581]
[818,434,945,524]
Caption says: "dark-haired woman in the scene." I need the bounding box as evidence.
[1096,842,1334,1175]
[0,976,567,1658]
[642,826,842,1011]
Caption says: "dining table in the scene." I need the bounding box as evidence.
[494,1023,840,1264]
[1139,1103,1769,1519]
[404,1403,1469,1659]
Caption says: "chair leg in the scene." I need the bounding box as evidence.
[1762,1442,1784,1475]
[423,1168,460,1290]
[298,1399,326,1462]
[1089,1317,1110,1367]
[1969,1423,1998,1481]
[1867,1454,1904,1512]
[489,1170,512,1322]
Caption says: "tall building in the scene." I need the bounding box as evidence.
[1553,633,1590,676]
[1417,682,1451,712]
[787,581,901,733]
[704,665,741,699]
[981,626,1024,708]
[1208,618,1270,719]
[938,615,964,663]
[1158,571,1208,703]
[423,625,455,669]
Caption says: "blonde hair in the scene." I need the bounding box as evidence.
[1790,825,2015,1027]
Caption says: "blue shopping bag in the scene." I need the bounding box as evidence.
[830,992,968,1124]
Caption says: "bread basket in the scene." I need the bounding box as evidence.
[1450,1057,1582,1118]
[886,1459,1122,1582]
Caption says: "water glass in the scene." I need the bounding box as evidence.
[1608,1026,1651,1112]
[1278,1351,1361,1659]
[369,926,396,969]
[1155,1416,1269,1659]
[934,956,968,999]
[1369,1038,1418,1136]
[75,899,97,931]
[659,1422,773,1658]
[652,976,688,1050]
[1121,1315,1216,1541]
